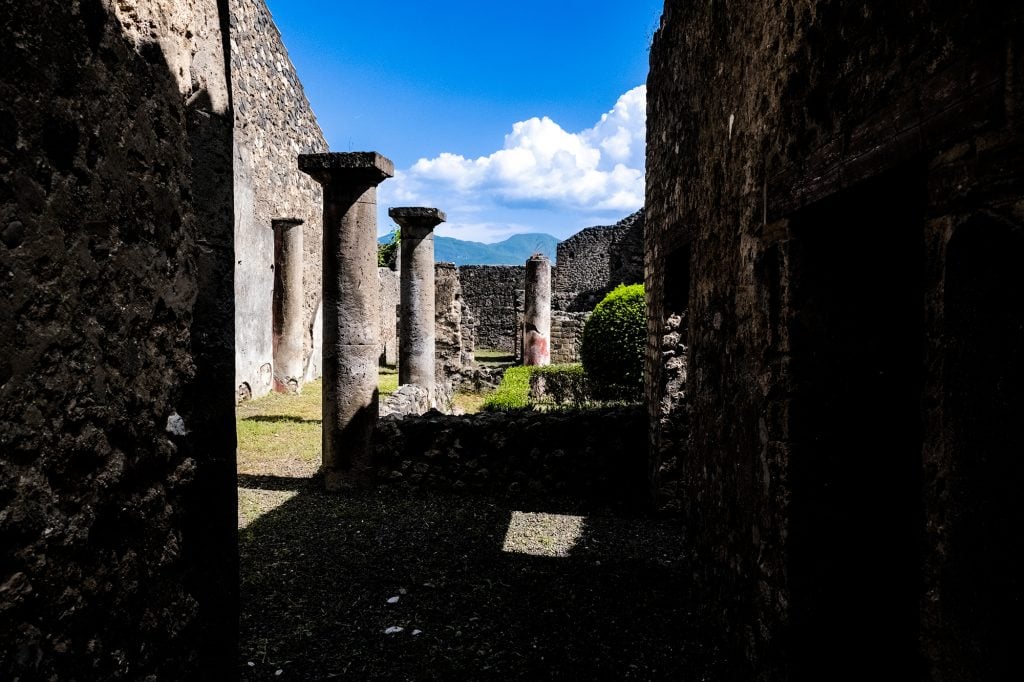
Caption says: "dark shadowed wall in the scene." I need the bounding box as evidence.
[647,1,1023,678]
[0,0,237,676]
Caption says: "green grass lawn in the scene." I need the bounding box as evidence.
[473,348,516,367]
[236,369,490,526]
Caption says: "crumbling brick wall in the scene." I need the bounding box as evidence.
[0,0,237,677]
[647,1,1023,677]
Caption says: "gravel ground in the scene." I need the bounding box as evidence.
[238,484,742,680]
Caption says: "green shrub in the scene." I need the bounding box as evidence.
[378,228,400,268]
[580,283,645,401]
[482,365,533,411]
[530,364,590,408]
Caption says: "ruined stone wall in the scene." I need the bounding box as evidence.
[648,1,1023,677]
[549,311,588,365]
[375,407,647,507]
[458,265,524,352]
[553,210,644,313]
[378,266,400,366]
[0,0,236,676]
[230,0,328,399]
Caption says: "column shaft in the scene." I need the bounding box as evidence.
[299,152,393,491]
[523,254,552,366]
[272,219,304,393]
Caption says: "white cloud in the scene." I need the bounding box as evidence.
[379,85,646,242]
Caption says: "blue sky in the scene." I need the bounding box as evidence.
[265,0,663,242]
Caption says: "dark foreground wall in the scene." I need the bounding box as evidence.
[648,1,1023,678]
[0,0,237,676]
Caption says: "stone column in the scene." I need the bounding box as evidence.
[389,207,446,398]
[523,254,552,366]
[271,218,305,393]
[299,152,393,491]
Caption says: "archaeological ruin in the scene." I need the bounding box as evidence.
[2,0,1021,679]
[647,0,1023,677]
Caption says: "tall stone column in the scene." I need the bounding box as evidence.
[523,254,552,366]
[299,152,393,491]
[389,207,446,397]
[271,218,305,393]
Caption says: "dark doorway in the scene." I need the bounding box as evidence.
[940,215,1024,675]
[787,167,925,677]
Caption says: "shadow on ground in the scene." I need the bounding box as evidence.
[238,482,743,680]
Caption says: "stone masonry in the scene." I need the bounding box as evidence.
[300,152,393,492]
[458,265,525,352]
[231,0,328,400]
[552,209,645,313]
[647,1,1024,677]
[1,0,237,676]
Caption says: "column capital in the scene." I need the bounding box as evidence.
[271,217,304,230]
[298,152,394,187]
[388,206,447,231]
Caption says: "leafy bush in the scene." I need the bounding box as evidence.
[378,228,400,268]
[530,364,590,408]
[482,365,533,411]
[580,283,645,401]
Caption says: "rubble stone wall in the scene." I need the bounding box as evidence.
[647,0,1023,677]
[0,0,237,676]
[553,210,644,313]
[458,265,524,352]
[378,266,400,366]
[374,407,648,508]
[230,0,328,399]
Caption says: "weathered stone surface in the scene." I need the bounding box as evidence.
[302,152,392,491]
[648,1,1023,677]
[434,262,472,406]
[390,206,445,398]
[379,383,431,419]
[458,265,525,352]
[550,310,588,365]
[0,0,236,677]
[523,254,552,366]
[231,0,328,399]
[271,218,305,393]
[298,152,394,180]
[553,210,645,313]
[378,267,400,366]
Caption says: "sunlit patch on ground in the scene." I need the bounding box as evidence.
[238,488,299,528]
[501,511,586,558]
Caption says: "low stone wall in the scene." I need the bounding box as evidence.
[374,407,648,507]
[380,384,430,419]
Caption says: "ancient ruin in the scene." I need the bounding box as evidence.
[522,254,552,366]
[391,207,446,399]
[2,0,1021,678]
[299,152,393,491]
[647,0,1023,677]
[270,218,305,393]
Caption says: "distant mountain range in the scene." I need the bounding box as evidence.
[379,232,560,266]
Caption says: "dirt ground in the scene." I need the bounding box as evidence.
[237,384,741,680]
